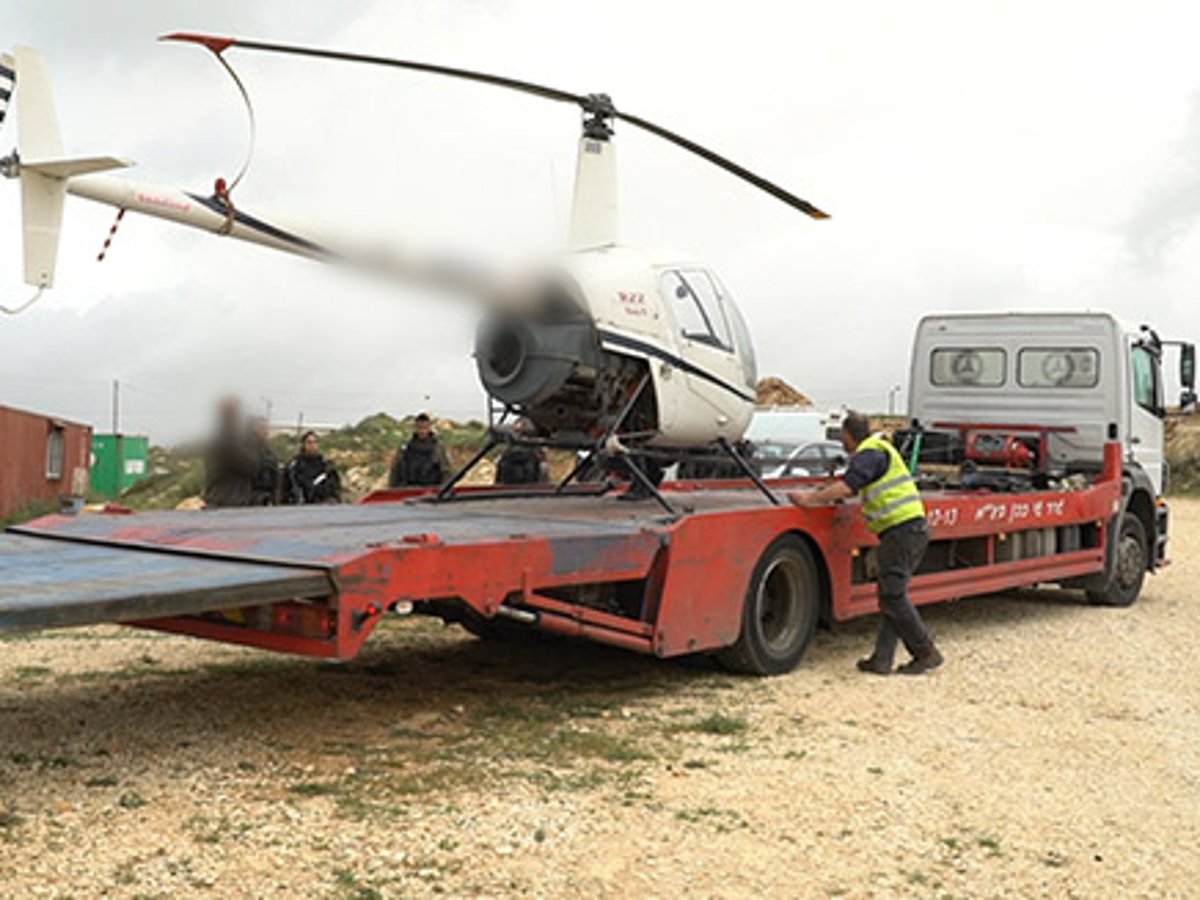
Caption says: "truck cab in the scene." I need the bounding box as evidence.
[906,311,1195,585]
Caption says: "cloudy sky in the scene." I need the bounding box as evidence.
[1,0,1198,442]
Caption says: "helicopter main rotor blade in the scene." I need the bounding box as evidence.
[161,33,583,105]
[161,32,829,220]
[614,110,829,219]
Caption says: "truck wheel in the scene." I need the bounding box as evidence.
[717,535,820,676]
[1086,513,1148,608]
[460,613,544,643]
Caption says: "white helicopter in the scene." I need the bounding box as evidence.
[0,37,828,497]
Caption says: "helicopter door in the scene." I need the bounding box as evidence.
[659,269,753,427]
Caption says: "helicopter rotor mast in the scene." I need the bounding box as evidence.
[569,93,619,249]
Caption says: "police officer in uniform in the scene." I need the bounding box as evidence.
[789,411,943,675]
[389,412,451,487]
[495,418,547,486]
[283,431,342,504]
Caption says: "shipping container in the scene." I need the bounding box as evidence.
[91,433,150,499]
[0,405,92,521]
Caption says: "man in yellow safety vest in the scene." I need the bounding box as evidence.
[789,412,943,675]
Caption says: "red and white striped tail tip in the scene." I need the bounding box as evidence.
[97,208,126,262]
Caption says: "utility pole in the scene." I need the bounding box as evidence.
[262,396,273,426]
[111,378,120,434]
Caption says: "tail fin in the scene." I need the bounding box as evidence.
[7,47,128,289]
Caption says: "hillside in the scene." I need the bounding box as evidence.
[1166,414,1200,493]
[108,409,1200,511]
[119,413,490,510]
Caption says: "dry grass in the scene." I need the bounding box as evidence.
[1,502,1199,896]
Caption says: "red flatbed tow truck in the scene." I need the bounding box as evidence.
[0,442,1124,675]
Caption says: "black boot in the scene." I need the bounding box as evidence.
[856,655,892,675]
[897,645,944,675]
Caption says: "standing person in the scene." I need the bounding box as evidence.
[247,415,279,506]
[202,396,257,508]
[495,418,547,486]
[389,412,451,487]
[283,431,341,504]
[789,412,943,675]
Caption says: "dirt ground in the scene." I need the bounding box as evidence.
[2,503,1198,899]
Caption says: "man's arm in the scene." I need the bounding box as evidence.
[387,449,404,488]
[789,479,854,508]
[788,446,889,508]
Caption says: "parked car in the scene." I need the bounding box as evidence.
[757,439,847,479]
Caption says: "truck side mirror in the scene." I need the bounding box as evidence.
[1181,343,1196,391]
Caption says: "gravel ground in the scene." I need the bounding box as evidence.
[1,501,1198,899]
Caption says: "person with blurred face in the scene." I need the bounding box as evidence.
[284,430,341,504]
[389,412,451,487]
[202,396,258,508]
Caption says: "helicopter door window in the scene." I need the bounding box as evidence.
[661,269,733,351]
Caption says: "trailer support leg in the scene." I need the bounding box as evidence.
[717,437,780,506]
[435,438,499,501]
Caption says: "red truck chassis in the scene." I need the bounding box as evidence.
[1,443,1130,673]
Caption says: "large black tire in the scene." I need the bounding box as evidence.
[1087,513,1148,608]
[717,535,821,676]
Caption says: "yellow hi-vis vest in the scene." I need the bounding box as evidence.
[856,434,925,535]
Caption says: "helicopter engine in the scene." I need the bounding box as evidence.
[474,282,656,441]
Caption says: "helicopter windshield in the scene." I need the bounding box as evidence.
[720,279,757,388]
[662,269,733,350]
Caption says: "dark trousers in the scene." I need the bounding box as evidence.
[872,518,933,662]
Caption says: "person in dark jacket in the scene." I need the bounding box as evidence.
[495,418,547,486]
[203,396,258,508]
[284,431,341,504]
[247,415,280,505]
[389,413,451,487]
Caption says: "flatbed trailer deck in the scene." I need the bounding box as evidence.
[0,444,1129,674]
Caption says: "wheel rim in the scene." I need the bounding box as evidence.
[1115,531,1144,592]
[757,555,806,653]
